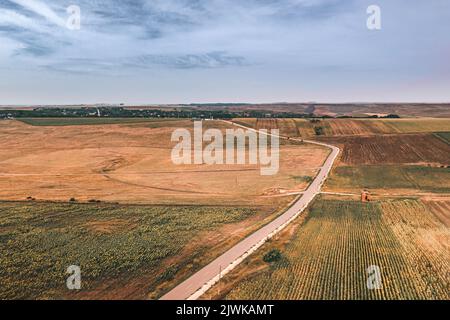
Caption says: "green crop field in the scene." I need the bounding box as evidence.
[385,119,450,134]
[0,202,256,299]
[17,118,179,126]
[226,199,450,300]
[434,132,450,143]
[325,165,450,193]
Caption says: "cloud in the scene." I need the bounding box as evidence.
[42,51,247,75]
[0,0,450,103]
[8,0,65,26]
[0,8,43,31]
[130,51,248,69]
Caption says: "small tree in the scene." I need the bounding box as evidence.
[263,249,282,263]
[314,126,324,136]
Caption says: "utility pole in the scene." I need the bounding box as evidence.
[217,265,222,297]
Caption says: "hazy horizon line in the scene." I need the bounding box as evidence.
[2,101,450,108]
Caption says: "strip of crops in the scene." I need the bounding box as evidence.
[326,165,450,193]
[434,132,450,144]
[226,199,449,300]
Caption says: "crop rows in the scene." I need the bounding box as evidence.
[381,200,450,299]
[322,134,450,165]
[234,118,450,138]
[226,199,449,300]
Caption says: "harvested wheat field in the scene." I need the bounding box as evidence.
[317,134,450,166]
[0,120,329,205]
[223,198,450,300]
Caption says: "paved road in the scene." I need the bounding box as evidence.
[160,121,340,300]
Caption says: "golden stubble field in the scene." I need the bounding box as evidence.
[0,120,329,206]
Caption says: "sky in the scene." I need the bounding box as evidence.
[0,0,450,105]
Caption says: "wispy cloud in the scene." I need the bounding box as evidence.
[130,52,248,69]
[0,8,42,31]
[8,0,65,26]
[1,0,356,71]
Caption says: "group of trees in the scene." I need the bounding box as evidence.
[0,106,400,121]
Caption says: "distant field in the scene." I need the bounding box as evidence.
[434,132,450,143]
[313,104,450,118]
[325,165,450,193]
[17,118,179,126]
[0,201,262,299]
[225,199,450,300]
[195,103,450,118]
[318,134,450,165]
[233,118,450,138]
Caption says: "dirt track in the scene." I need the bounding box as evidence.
[160,121,340,300]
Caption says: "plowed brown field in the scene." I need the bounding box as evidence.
[233,118,450,138]
[319,134,450,165]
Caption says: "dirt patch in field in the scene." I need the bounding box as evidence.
[84,219,135,234]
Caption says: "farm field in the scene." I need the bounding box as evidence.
[434,132,450,143]
[0,118,332,299]
[0,201,283,300]
[312,104,450,118]
[233,118,450,138]
[2,116,449,301]
[195,103,450,118]
[0,120,328,205]
[222,198,450,300]
[317,134,450,166]
[325,165,450,193]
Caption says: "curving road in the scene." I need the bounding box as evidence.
[160,120,340,300]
